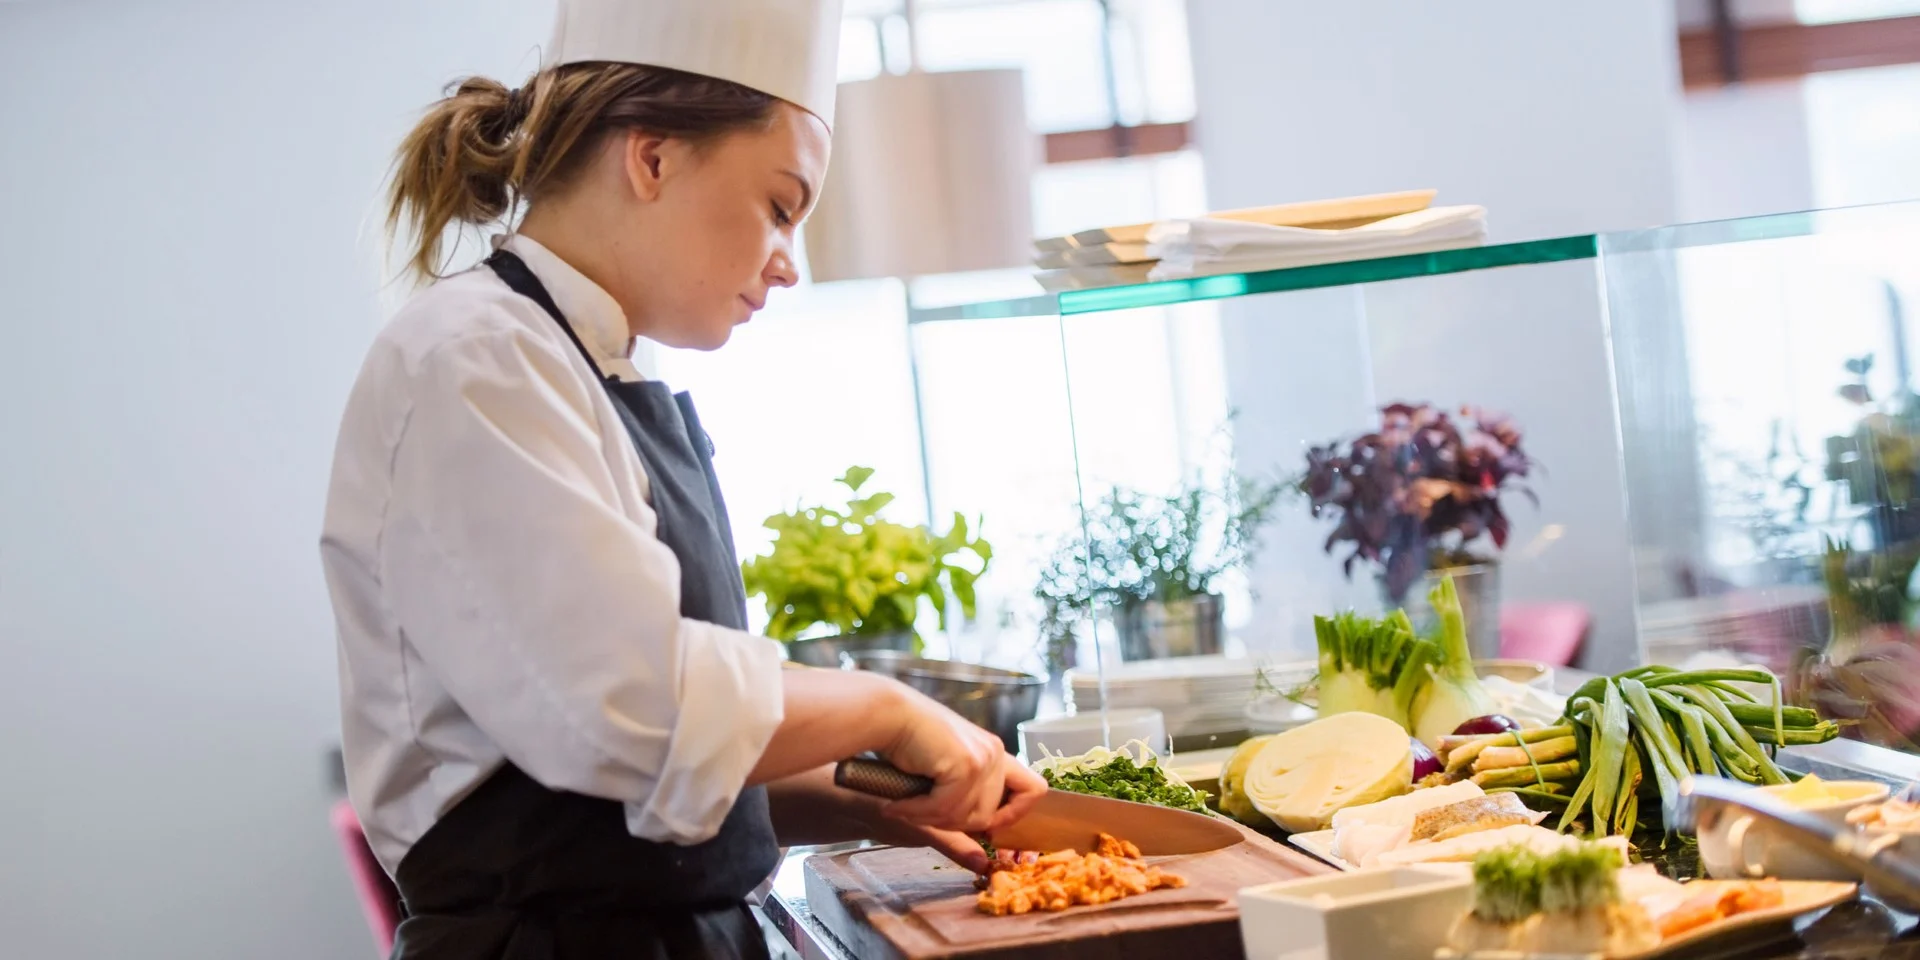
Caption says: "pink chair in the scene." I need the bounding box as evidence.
[1500,602,1590,667]
[330,798,401,957]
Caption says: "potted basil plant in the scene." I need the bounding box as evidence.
[741,467,992,667]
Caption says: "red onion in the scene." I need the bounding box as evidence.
[1410,737,1442,781]
[1452,714,1520,737]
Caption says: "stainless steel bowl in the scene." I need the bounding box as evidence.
[844,651,1044,753]
[783,631,915,668]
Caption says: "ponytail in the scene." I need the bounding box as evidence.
[384,64,782,286]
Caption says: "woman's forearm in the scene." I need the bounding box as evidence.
[746,667,907,787]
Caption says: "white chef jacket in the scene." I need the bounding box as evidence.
[320,234,786,874]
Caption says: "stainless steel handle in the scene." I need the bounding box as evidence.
[1677,775,1920,907]
[834,758,935,800]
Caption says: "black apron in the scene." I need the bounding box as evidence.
[385,250,779,960]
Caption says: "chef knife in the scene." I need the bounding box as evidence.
[833,757,1243,856]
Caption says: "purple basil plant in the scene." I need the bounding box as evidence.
[1300,403,1538,603]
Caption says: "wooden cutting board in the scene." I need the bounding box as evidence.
[803,819,1329,959]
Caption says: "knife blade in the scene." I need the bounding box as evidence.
[833,757,1244,856]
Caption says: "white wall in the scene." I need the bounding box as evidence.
[1185,0,1686,672]
[1678,80,1816,222]
[0,2,552,957]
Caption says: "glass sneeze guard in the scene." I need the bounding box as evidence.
[895,198,1920,763]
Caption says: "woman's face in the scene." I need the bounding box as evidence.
[592,102,830,351]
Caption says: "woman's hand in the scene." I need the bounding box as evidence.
[876,688,1048,835]
[765,761,1040,876]
[882,822,996,875]
[753,668,1045,847]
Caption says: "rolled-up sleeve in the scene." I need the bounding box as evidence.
[382,322,784,845]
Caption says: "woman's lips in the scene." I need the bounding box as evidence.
[737,294,765,323]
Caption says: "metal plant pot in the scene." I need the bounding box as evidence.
[1114,593,1225,661]
[784,631,915,669]
[1385,562,1503,661]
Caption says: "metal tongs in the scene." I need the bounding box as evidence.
[1676,775,1920,910]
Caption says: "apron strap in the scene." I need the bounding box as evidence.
[485,248,608,382]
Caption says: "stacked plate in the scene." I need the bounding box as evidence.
[1066,656,1309,746]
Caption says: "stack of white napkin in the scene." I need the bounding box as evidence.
[1143,205,1487,281]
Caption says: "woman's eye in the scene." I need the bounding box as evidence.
[771,203,793,227]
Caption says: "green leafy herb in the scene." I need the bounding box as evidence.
[1034,743,1211,815]
[1471,842,1624,924]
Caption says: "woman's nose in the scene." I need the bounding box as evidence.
[765,246,799,289]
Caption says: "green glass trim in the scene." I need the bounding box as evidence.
[909,292,1060,324]
[901,200,1920,325]
[905,234,1599,324]
[1057,235,1599,315]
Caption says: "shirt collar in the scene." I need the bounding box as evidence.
[499,233,642,382]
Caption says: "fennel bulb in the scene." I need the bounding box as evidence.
[1410,576,1500,749]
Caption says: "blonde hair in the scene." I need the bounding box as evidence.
[385,63,780,285]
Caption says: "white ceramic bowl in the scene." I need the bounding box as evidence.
[1239,866,1472,960]
[1017,708,1167,762]
[1244,695,1318,735]
[1699,779,1890,881]
[1473,658,1555,690]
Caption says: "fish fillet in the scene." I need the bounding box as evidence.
[1410,794,1546,843]
[1330,781,1484,865]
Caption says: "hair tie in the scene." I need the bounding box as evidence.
[504,86,532,125]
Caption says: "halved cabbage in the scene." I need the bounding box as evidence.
[1243,712,1414,833]
[1219,734,1275,826]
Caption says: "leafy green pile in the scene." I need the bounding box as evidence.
[1471,842,1624,924]
[1032,742,1211,815]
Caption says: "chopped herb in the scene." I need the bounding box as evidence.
[1039,752,1211,815]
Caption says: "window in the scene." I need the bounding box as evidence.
[835,0,1196,130]
[1796,0,1920,24]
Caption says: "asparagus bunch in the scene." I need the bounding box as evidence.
[1438,725,1582,791]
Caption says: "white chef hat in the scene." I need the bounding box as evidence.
[544,0,846,129]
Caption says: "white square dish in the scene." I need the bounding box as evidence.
[1238,866,1471,960]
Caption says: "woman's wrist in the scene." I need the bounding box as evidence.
[849,669,913,758]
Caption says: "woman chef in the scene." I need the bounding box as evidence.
[319,0,1046,956]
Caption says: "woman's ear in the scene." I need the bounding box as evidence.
[621,130,670,203]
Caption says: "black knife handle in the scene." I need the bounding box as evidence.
[834,758,935,800]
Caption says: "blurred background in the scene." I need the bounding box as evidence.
[9,0,1920,956]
